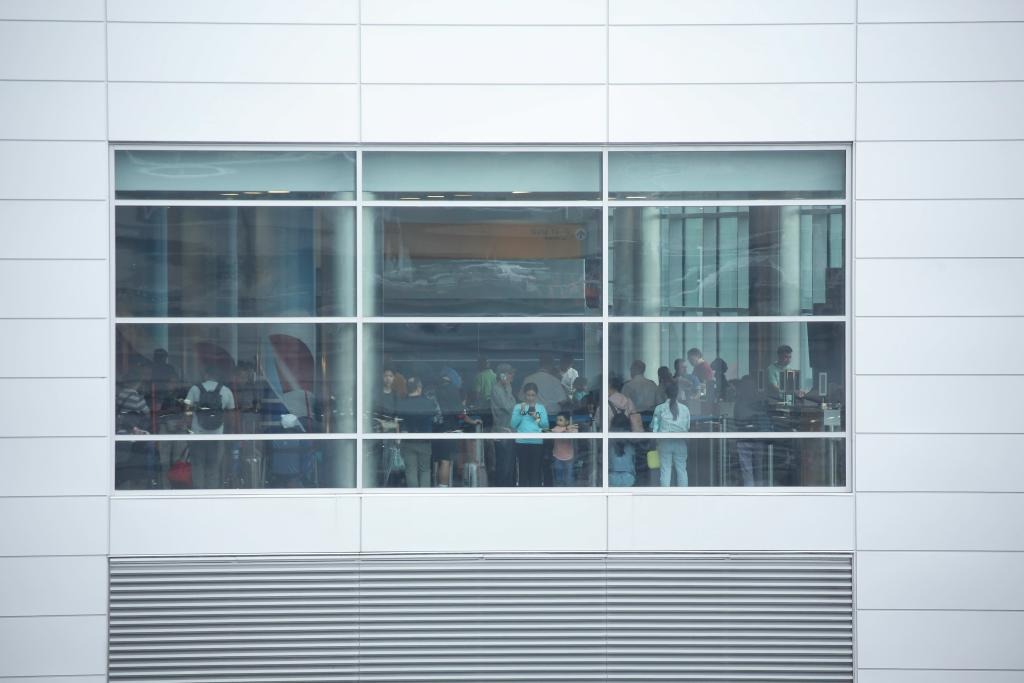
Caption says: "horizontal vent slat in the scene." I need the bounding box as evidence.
[110,554,853,682]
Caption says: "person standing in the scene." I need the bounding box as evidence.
[511,382,548,487]
[396,376,437,487]
[650,383,691,487]
[622,360,659,415]
[184,364,236,488]
[490,363,518,486]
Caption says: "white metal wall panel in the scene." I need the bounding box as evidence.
[0,201,108,259]
[0,616,107,677]
[0,261,108,318]
[610,0,855,24]
[0,0,104,20]
[362,0,607,24]
[108,554,853,682]
[0,556,107,616]
[859,23,1024,82]
[0,82,106,140]
[0,497,107,556]
[856,259,1024,316]
[859,0,1024,22]
[0,21,105,80]
[856,318,1024,375]
[858,492,1024,551]
[0,141,107,200]
[856,141,1024,200]
[110,496,361,556]
[858,611,1024,670]
[362,85,606,142]
[107,24,359,83]
[608,494,855,551]
[362,26,606,84]
[109,83,360,143]
[0,437,109,497]
[610,25,855,83]
[360,494,607,552]
[858,552,1024,611]
[856,199,1024,258]
[857,434,1024,493]
[0,320,107,377]
[107,0,359,23]
[858,82,1024,141]
[859,671,1024,683]
[609,83,855,142]
[857,376,1024,433]
[0,378,106,437]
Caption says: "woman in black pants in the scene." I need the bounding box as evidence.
[510,383,549,487]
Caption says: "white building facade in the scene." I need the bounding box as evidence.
[2,1,1023,681]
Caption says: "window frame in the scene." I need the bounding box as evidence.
[110,143,852,495]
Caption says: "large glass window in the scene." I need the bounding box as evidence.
[363,151,601,201]
[116,206,355,317]
[113,147,848,492]
[364,207,601,316]
[610,206,844,316]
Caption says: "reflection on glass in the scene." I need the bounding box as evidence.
[364,323,603,433]
[114,439,355,490]
[609,321,844,433]
[608,150,845,201]
[364,207,602,316]
[364,438,601,488]
[363,151,601,201]
[115,323,356,435]
[115,150,356,200]
[609,438,845,487]
[610,206,844,316]
[116,206,355,317]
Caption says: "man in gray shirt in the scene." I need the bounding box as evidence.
[490,363,518,486]
[622,360,659,414]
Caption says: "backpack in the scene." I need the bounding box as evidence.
[609,401,631,432]
[194,382,224,431]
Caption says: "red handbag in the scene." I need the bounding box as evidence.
[168,449,192,488]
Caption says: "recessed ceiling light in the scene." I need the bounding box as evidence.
[427,195,445,198]
[221,193,239,196]
[267,190,290,194]
[511,190,530,194]
[454,193,473,197]
[243,191,262,195]
[625,195,647,199]
[399,197,420,200]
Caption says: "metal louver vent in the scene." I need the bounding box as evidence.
[110,554,852,682]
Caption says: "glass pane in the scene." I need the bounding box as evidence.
[365,207,602,316]
[364,438,602,488]
[115,150,355,200]
[608,150,845,200]
[609,437,845,487]
[363,151,601,201]
[364,323,603,433]
[609,321,845,433]
[116,206,355,317]
[115,439,355,490]
[610,205,844,316]
[115,323,356,434]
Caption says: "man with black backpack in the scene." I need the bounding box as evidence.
[184,364,236,488]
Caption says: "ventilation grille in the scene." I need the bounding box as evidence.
[110,554,852,682]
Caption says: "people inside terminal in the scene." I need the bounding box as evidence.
[113,148,848,490]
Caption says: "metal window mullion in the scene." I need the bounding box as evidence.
[601,149,610,490]
[355,149,365,492]
[607,199,847,208]
[360,200,605,208]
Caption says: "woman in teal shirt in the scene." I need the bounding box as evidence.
[511,382,548,487]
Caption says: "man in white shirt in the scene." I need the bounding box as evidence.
[184,367,236,488]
